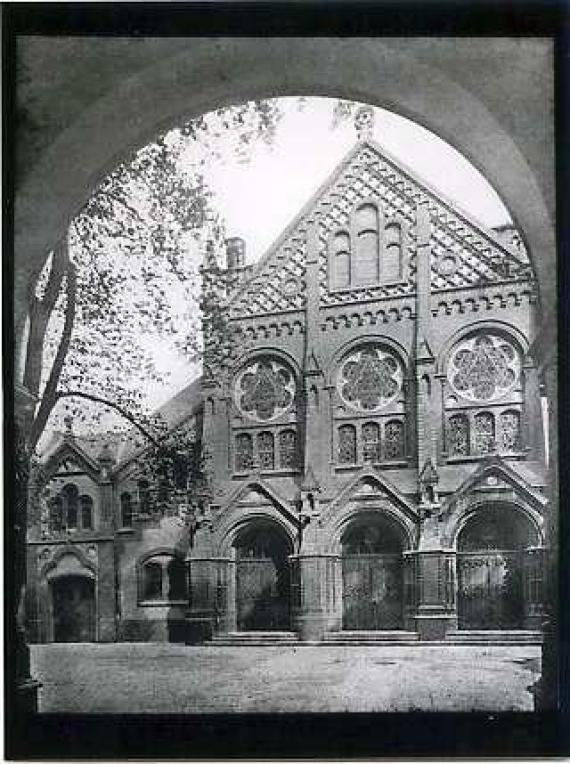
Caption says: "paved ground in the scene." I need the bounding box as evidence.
[31,642,540,714]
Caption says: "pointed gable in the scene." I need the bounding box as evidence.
[227,140,530,320]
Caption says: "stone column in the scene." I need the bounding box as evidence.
[412,516,457,640]
[97,541,116,642]
[290,552,341,640]
[186,528,232,642]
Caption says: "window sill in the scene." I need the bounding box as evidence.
[138,600,188,608]
[233,468,301,479]
[334,460,408,471]
[445,452,526,464]
[117,527,135,535]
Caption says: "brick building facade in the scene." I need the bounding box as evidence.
[25,130,549,644]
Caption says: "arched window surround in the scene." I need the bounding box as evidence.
[137,549,187,605]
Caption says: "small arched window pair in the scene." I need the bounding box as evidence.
[49,484,93,532]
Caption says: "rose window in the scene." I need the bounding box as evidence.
[448,334,520,402]
[235,358,295,421]
[338,346,402,412]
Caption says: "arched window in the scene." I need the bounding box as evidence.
[120,492,133,528]
[142,562,163,600]
[448,413,470,456]
[331,231,351,289]
[62,484,79,530]
[338,424,357,464]
[235,433,253,472]
[500,410,521,452]
[362,422,381,462]
[354,203,379,285]
[140,554,187,603]
[278,429,297,469]
[80,495,93,530]
[137,479,150,514]
[384,420,405,460]
[383,221,402,281]
[474,412,496,454]
[49,496,63,533]
[257,431,275,470]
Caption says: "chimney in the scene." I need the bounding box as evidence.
[225,237,246,270]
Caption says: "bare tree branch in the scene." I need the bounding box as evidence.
[29,263,76,452]
[53,390,161,448]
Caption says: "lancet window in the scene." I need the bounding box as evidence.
[362,422,381,462]
[120,492,133,528]
[278,429,297,469]
[257,432,275,470]
[235,433,254,472]
[384,420,405,460]
[338,424,357,464]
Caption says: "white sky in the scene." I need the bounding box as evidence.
[204,97,511,264]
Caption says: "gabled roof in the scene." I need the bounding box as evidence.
[226,138,531,320]
[327,464,419,520]
[441,455,547,514]
[41,434,101,481]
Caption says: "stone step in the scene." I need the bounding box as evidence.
[211,631,299,645]
[324,630,420,644]
[445,630,543,644]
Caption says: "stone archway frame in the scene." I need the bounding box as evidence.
[14,38,554,380]
[435,319,532,378]
[40,546,98,643]
[213,479,299,557]
[321,466,419,554]
[440,458,547,550]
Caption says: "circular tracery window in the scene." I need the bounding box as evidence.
[338,345,403,412]
[448,333,520,402]
[234,358,296,421]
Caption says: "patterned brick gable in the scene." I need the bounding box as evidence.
[228,140,531,320]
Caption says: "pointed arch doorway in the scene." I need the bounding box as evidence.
[456,503,542,630]
[341,511,406,631]
[233,520,293,631]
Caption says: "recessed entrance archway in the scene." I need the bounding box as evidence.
[456,503,542,630]
[51,574,96,642]
[340,510,407,631]
[233,519,293,632]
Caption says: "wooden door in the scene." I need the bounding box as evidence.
[52,575,96,642]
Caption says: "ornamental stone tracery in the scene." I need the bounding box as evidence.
[234,358,296,422]
[338,345,403,412]
[447,334,520,403]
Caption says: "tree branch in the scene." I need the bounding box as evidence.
[54,390,161,448]
[23,241,68,397]
[29,263,76,452]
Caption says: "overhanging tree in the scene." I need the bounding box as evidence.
[22,100,282,473]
